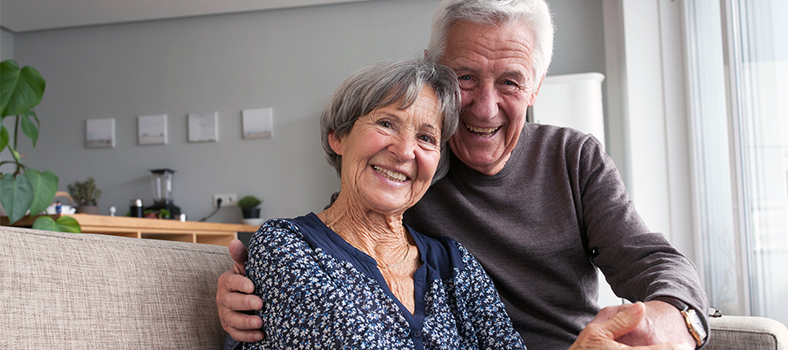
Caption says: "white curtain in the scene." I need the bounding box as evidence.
[686,0,788,324]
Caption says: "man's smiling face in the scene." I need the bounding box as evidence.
[439,20,543,176]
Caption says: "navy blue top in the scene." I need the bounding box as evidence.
[243,213,526,350]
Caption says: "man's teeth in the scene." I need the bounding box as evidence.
[373,166,407,182]
[465,123,499,135]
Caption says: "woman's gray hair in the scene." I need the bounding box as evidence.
[320,59,460,182]
[426,0,554,80]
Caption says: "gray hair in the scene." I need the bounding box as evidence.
[320,59,460,181]
[426,0,554,80]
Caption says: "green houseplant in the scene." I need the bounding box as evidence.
[0,59,80,233]
[237,195,262,217]
[237,195,262,225]
[68,177,102,214]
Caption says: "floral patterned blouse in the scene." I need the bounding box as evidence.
[243,213,526,350]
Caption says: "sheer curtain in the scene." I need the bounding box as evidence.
[685,0,788,324]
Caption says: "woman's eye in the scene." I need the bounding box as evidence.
[418,134,436,144]
[377,120,393,128]
[458,75,472,81]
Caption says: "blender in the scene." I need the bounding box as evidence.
[145,168,181,219]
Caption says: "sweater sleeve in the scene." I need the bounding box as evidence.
[454,242,527,350]
[243,219,382,350]
[573,135,709,319]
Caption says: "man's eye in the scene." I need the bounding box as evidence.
[457,75,475,89]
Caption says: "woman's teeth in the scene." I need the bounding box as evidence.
[465,123,500,137]
[373,166,407,182]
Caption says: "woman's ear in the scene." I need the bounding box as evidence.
[328,131,343,155]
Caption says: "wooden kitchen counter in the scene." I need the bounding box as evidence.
[2,213,260,247]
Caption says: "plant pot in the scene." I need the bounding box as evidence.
[241,207,261,219]
[76,205,100,215]
[241,207,262,227]
[242,218,264,227]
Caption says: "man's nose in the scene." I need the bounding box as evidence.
[468,84,500,120]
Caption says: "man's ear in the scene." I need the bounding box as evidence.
[423,49,429,59]
[528,74,546,106]
[328,131,343,155]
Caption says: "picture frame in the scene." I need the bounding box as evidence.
[242,108,273,139]
[85,118,115,148]
[188,112,219,143]
[138,114,168,145]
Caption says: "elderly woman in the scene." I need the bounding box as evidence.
[242,59,526,349]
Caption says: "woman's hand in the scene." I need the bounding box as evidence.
[569,302,693,350]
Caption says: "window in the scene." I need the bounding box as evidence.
[686,0,788,324]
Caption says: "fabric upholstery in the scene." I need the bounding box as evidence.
[3,225,788,350]
[1,225,232,349]
[707,315,788,350]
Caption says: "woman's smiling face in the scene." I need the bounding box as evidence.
[330,86,442,215]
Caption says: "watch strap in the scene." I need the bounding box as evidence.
[653,297,709,349]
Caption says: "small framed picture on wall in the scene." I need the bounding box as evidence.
[85,118,115,148]
[138,114,168,145]
[188,112,219,143]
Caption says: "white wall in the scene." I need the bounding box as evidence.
[602,0,696,262]
[8,0,606,224]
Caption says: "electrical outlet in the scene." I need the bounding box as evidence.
[213,193,237,208]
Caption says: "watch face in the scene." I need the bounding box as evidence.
[687,309,707,341]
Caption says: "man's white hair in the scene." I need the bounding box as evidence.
[426,0,554,80]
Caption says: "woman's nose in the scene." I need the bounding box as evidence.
[389,134,416,162]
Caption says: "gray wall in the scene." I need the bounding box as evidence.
[9,0,605,223]
[1,28,13,60]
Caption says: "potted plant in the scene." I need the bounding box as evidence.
[237,195,262,226]
[68,177,102,214]
[0,59,80,233]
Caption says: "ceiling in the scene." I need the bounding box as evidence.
[0,0,373,33]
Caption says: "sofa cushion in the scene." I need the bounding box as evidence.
[706,315,788,350]
[1,226,233,349]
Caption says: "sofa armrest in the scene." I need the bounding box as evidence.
[1,226,233,349]
[705,315,788,350]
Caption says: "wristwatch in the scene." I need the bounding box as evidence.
[657,297,708,348]
[681,307,707,348]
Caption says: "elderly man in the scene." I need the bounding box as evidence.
[218,1,709,349]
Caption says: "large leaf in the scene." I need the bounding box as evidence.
[0,60,46,118]
[32,215,81,233]
[24,169,58,217]
[0,126,8,153]
[0,173,34,224]
[20,111,40,147]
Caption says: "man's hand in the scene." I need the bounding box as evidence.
[589,300,696,347]
[570,302,693,350]
[217,239,264,343]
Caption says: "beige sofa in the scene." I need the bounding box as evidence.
[1,226,231,349]
[2,226,787,349]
